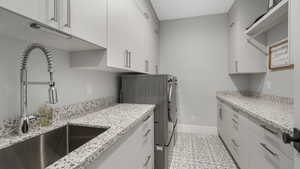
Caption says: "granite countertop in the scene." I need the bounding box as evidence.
[0,104,155,169]
[217,92,294,135]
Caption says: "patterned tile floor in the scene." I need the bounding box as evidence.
[169,132,238,169]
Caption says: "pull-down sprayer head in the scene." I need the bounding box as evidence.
[19,43,58,134]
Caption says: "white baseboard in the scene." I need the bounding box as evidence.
[176,124,217,135]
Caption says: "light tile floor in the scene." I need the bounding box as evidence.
[169,132,238,169]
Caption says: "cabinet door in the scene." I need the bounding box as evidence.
[228,0,267,74]
[107,0,131,69]
[0,0,58,28]
[87,125,142,169]
[221,104,233,147]
[217,103,225,138]
[154,27,160,74]
[228,2,239,74]
[87,114,154,169]
[68,0,107,47]
[238,115,250,169]
[127,0,148,73]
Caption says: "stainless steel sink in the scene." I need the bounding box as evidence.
[0,125,108,169]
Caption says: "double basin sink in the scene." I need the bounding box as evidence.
[0,124,109,169]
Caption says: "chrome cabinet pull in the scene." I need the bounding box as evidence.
[235,60,238,72]
[124,50,129,67]
[231,139,239,147]
[144,129,151,137]
[144,155,151,167]
[64,0,71,27]
[49,0,57,22]
[260,125,278,135]
[54,0,58,22]
[232,118,238,124]
[145,60,149,72]
[129,51,132,68]
[260,143,278,157]
[143,115,151,122]
[218,108,223,120]
[147,60,149,72]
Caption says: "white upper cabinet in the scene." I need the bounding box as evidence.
[71,0,159,73]
[1,0,159,73]
[64,0,107,47]
[228,0,268,74]
[0,0,107,51]
[0,0,59,28]
[107,0,131,70]
[127,0,148,73]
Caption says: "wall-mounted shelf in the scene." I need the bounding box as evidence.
[245,0,288,37]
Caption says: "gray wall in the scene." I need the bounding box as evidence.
[0,35,119,120]
[159,14,249,126]
[249,21,294,97]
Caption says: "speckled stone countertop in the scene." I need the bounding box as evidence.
[217,91,294,135]
[0,104,155,169]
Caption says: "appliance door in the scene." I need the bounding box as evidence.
[167,77,178,145]
[155,125,176,169]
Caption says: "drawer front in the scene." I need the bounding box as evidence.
[229,137,240,163]
[258,140,293,169]
[262,127,294,160]
[141,149,154,169]
[138,113,154,169]
[231,111,240,134]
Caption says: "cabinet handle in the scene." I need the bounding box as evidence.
[260,125,278,135]
[129,51,132,68]
[144,155,151,167]
[124,50,129,67]
[143,115,151,122]
[145,60,149,72]
[260,143,278,157]
[218,108,222,120]
[235,60,238,73]
[64,0,71,27]
[144,129,151,137]
[232,118,238,124]
[54,0,58,22]
[147,60,149,72]
[231,139,239,148]
[49,0,57,22]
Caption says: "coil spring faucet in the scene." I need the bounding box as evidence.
[20,43,58,134]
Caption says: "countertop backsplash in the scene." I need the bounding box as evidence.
[0,96,117,137]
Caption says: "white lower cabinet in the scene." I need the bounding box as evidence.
[87,113,154,169]
[217,101,294,169]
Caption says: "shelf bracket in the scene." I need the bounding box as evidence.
[247,36,268,55]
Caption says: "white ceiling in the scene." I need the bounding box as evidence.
[150,0,235,21]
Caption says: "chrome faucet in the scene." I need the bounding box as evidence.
[19,44,58,134]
